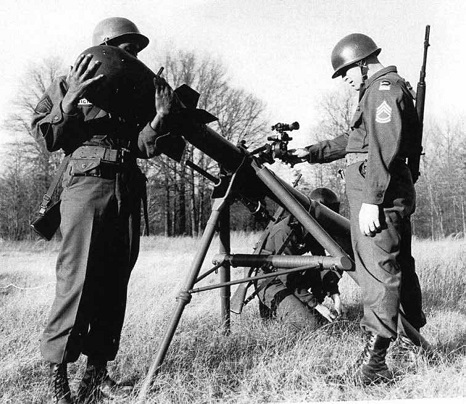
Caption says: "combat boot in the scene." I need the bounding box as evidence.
[353,332,394,385]
[76,360,133,403]
[50,363,74,404]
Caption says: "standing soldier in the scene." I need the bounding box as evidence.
[32,17,175,403]
[292,34,426,384]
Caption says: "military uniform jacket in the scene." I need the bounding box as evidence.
[264,216,341,300]
[31,75,162,158]
[307,66,421,204]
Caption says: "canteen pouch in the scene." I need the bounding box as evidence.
[30,200,61,241]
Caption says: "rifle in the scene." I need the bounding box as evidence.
[409,25,430,184]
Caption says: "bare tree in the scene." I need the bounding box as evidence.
[293,87,356,218]
[415,116,466,238]
[1,58,66,240]
[144,49,270,236]
[0,48,271,238]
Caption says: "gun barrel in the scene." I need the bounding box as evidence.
[179,121,353,258]
[213,253,353,271]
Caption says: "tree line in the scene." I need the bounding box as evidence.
[0,49,465,241]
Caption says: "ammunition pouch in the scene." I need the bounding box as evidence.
[69,145,136,179]
[71,145,134,165]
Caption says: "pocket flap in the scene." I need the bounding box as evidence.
[69,158,101,175]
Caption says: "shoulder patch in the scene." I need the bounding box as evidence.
[34,95,53,114]
[376,100,392,123]
[379,80,391,91]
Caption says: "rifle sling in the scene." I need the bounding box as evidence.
[38,155,71,215]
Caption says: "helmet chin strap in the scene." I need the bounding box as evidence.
[356,59,369,95]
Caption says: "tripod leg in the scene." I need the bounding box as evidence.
[398,310,432,350]
[137,200,226,402]
[219,204,231,334]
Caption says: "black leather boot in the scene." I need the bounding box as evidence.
[353,332,394,385]
[76,361,133,403]
[50,363,74,404]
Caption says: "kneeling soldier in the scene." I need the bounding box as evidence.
[256,188,344,328]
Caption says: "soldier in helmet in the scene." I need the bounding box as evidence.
[32,17,176,403]
[256,187,345,328]
[292,34,426,384]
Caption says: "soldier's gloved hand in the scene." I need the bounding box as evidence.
[359,203,382,237]
[63,54,105,113]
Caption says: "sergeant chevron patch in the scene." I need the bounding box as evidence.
[34,95,53,114]
[376,100,392,123]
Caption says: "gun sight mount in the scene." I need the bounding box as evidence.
[255,121,301,166]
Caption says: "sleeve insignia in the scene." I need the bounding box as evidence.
[34,95,53,114]
[379,80,391,91]
[376,100,392,123]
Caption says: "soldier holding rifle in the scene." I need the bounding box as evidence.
[32,17,175,403]
[293,33,426,384]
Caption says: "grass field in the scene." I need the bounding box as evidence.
[1,234,465,403]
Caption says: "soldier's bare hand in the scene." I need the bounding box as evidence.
[63,54,104,113]
[154,76,175,117]
[330,293,345,318]
[359,203,382,237]
[315,303,337,322]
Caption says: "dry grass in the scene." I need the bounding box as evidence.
[0,235,465,403]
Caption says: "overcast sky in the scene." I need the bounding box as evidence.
[1,0,465,147]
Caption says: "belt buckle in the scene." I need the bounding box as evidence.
[118,148,131,164]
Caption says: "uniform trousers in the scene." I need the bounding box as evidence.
[41,166,142,364]
[345,161,425,339]
[257,268,323,329]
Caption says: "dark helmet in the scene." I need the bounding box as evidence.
[330,33,381,79]
[92,17,149,50]
[310,188,340,212]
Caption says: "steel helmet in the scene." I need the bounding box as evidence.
[92,17,149,51]
[331,33,381,79]
[310,188,340,212]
